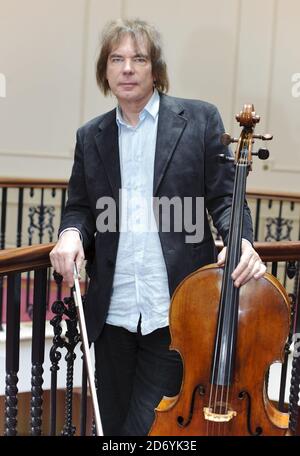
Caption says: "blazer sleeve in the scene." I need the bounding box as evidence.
[204,105,253,245]
[58,129,96,251]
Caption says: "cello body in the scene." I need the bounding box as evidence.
[149,105,290,436]
[149,266,290,436]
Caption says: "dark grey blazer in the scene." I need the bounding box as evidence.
[59,93,253,342]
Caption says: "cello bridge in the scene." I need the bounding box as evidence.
[203,407,237,422]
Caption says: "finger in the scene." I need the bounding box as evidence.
[254,262,267,279]
[56,253,66,276]
[239,262,263,286]
[235,269,254,287]
[51,251,64,276]
[64,258,76,288]
[232,254,257,286]
[234,258,264,287]
[49,249,58,272]
[231,250,257,280]
[75,251,85,279]
[239,266,259,286]
[217,247,227,265]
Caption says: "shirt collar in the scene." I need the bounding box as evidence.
[116,89,160,126]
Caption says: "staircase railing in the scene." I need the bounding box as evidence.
[0,241,299,435]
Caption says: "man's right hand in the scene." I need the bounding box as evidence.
[49,230,85,287]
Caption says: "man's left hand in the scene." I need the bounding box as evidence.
[217,239,266,287]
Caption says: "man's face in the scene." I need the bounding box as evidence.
[106,34,154,106]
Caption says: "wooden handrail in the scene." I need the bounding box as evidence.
[0,241,300,275]
[252,241,300,261]
[216,241,300,261]
[0,177,68,189]
[0,243,55,275]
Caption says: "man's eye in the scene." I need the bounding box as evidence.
[134,57,147,63]
[111,57,122,63]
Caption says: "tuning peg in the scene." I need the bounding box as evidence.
[217,154,235,163]
[252,148,269,160]
[252,133,273,141]
[221,133,239,146]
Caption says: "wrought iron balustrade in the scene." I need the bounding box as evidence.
[1,179,299,247]
[0,178,68,329]
[0,178,67,249]
[246,190,300,243]
[0,241,299,435]
[0,244,94,436]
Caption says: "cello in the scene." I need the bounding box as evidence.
[149,105,291,436]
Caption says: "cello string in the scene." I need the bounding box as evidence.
[223,145,249,421]
[217,157,244,428]
[218,384,225,436]
[224,162,245,421]
[208,213,238,421]
[208,138,249,435]
[222,386,231,436]
[216,150,248,435]
[214,120,256,435]
[222,147,249,433]
[207,268,229,434]
[208,243,236,433]
[209,275,232,435]
[212,384,221,435]
[206,384,214,435]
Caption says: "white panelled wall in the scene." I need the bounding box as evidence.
[0,0,299,189]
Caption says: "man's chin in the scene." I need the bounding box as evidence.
[117,92,140,102]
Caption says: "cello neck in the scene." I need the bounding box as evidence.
[210,155,248,386]
[224,144,249,276]
[211,117,256,387]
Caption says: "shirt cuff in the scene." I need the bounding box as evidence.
[242,238,253,248]
[59,228,83,242]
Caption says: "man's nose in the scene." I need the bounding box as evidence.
[122,58,134,73]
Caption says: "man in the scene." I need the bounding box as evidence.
[50,19,266,436]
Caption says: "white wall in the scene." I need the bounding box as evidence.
[0,0,299,188]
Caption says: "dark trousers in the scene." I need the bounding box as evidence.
[93,322,183,436]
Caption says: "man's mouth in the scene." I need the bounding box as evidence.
[119,82,137,87]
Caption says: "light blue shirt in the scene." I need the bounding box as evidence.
[106,90,170,335]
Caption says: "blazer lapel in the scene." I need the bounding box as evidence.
[153,94,187,196]
[94,109,121,208]
[93,95,187,204]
